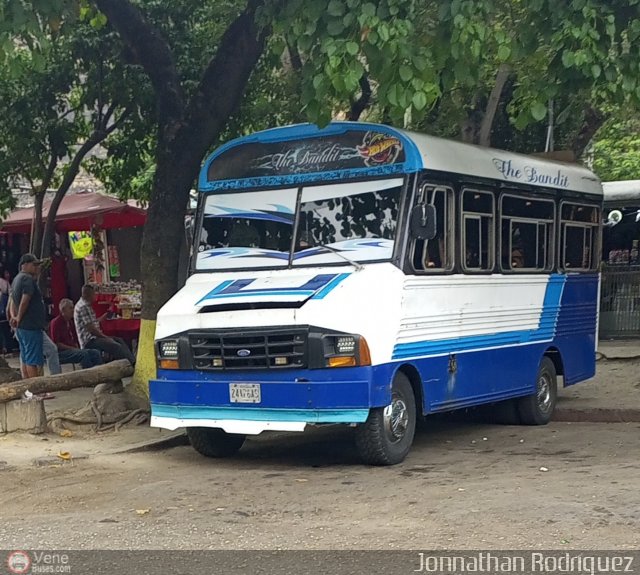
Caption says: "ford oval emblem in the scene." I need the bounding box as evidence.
[237,349,251,357]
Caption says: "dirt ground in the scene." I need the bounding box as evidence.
[1,419,639,550]
[1,350,639,551]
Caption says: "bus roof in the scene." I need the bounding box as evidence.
[200,121,602,196]
[602,180,640,206]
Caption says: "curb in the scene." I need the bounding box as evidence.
[553,408,640,423]
[596,353,640,362]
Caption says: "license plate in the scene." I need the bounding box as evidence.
[229,383,261,404]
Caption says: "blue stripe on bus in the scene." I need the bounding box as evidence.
[197,273,349,304]
[310,273,351,299]
[392,274,567,360]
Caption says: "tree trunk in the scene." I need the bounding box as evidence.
[31,192,45,255]
[570,106,608,158]
[0,359,133,403]
[139,151,196,320]
[95,0,268,396]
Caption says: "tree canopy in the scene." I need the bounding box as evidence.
[3,0,640,392]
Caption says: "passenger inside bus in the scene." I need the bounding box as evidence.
[511,247,525,268]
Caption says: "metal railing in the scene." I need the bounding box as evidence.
[599,265,640,338]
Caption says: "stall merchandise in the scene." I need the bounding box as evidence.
[93,281,142,348]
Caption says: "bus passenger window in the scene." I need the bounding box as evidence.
[500,195,555,272]
[462,190,494,271]
[411,185,453,272]
[560,203,599,270]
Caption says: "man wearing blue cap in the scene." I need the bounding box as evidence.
[9,253,46,378]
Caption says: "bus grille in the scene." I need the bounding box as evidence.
[189,329,307,370]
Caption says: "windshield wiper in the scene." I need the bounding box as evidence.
[319,244,363,271]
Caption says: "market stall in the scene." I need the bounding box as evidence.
[0,192,146,344]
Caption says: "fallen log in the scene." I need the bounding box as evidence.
[0,360,134,403]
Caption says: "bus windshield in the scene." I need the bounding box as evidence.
[195,178,404,271]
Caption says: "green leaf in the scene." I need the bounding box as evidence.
[327,0,345,17]
[561,51,574,68]
[378,23,390,42]
[326,18,345,36]
[399,65,413,82]
[361,2,376,17]
[346,41,359,55]
[413,56,427,72]
[531,101,547,121]
[497,44,511,61]
[412,91,427,111]
[591,64,601,78]
[387,84,399,106]
[297,34,312,52]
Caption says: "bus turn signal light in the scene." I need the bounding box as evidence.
[159,359,179,370]
[328,356,357,368]
[359,338,372,366]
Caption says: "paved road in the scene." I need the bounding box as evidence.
[1,420,639,551]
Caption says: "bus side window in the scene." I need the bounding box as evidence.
[560,203,600,271]
[411,185,453,272]
[500,195,555,272]
[462,189,494,271]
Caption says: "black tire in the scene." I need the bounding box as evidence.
[490,399,522,425]
[355,372,417,465]
[187,427,246,458]
[517,356,557,425]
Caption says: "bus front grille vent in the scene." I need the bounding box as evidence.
[189,329,307,370]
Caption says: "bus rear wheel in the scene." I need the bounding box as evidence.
[355,372,416,465]
[187,427,246,458]
[517,356,557,425]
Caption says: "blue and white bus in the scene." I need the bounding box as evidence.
[150,122,602,465]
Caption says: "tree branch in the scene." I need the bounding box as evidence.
[40,125,119,259]
[94,0,184,122]
[347,74,372,121]
[181,0,268,156]
[286,40,303,71]
[478,63,511,147]
[38,150,58,195]
[105,108,129,135]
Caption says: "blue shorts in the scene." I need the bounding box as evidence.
[16,328,44,367]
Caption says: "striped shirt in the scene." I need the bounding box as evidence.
[74,298,98,348]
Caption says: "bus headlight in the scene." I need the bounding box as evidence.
[324,334,371,367]
[159,340,178,358]
[157,339,180,369]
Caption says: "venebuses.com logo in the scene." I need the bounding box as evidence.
[6,550,31,574]
[5,550,71,574]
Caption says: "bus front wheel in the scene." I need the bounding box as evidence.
[517,356,557,425]
[355,372,416,465]
[187,427,246,458]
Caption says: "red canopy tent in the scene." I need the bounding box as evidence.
[0,191,146,234]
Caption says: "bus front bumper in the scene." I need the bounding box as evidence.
[149,366,392,434]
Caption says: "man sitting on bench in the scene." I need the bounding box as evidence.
[74,285,136,367]
[50,299,103,369]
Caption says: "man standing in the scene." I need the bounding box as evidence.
[74,284,136,366]
[9,254,46,378]
[50,299,103,369]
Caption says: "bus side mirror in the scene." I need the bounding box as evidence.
[410,204,437,240]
